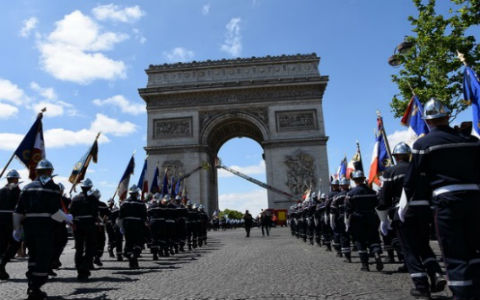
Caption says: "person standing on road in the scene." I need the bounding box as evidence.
[260,209,271,237]
[243,210,253,237]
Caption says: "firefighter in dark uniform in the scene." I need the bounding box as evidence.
[186,200,197,250]
[323,179,340,251]
[379,141,445,299]
[108,199,124,261]
[94,190,108,267]
[50,182,70,276]
[147,193,165,260]
[174,196,187,252]
[13,159,73,300]
[402,98,480,300]
[313,193,326,247]
[345,170,383,272]
[330,177,352,262]
[70,178,99,280]
[0,169,21,280]
[105,199,116,258]
[305,194,316,245]
[118,185,147,268]
[198,205,209,246]
[165,195,178,254]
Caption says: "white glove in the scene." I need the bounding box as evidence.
[398,189,409,223]
[329,214,335,230]
[51,209,73,224]
[380,220,391,236]
[344,214,350,232]
[12,228,23,242]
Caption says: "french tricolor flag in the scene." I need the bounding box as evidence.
[368,117,389,187]
[117,155,135,201]
[400,95,429,144]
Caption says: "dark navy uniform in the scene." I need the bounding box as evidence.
[345,184,382,270]
[404,125,480,299]
[199,208,209,246]
[175,203,187,251]
[94,201,109,265]
[322,190,338,251]
[51,195,70,272]
[0,183,21,278]
[15,179,62,296]
[119,195,147,267]
[70,190,99,279]
[108,205,123,260]
[147,200,168,258]
[331,190,351,260]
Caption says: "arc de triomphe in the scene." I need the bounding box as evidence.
[139,53,329,215]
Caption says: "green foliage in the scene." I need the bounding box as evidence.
[390,0,480,119]
[218,209,244,220]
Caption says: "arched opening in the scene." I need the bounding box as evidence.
[217,137,267,218]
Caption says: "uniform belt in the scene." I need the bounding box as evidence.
[124,217,143,221]
[166,220,175,223]
[432,184,480,197]
[150,218,165,221]
[25,213,51,218]
[0,210,13,213]
[74,215,94,220]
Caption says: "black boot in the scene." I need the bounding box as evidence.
[0,265,9,280]
[108,248,115,258]
[375,253,384,271]
[325,244,332,252]
[116,253,123,261]
[387,250,395,263]
[360,263,370,272]
[344,253,352,263]
[27,288,48,300]
[94,256,103,267]
[152,252,158,261]
[409,288,430,299]
[429,273,446,293]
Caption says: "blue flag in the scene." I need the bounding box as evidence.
[401,95,429,139]
[14,114,45,179]
[463,66,480,137]
[161,169,169,196]
[137,158,148,200]
[336,156,347,179]
[117,155,135,201]
[174,178,182,196]
[150,167,160,194]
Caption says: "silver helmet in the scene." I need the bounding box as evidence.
[351,170,366,179]
[320,193,326,200]
[423,98,450,120]
[339,177,350,185]
[175,195,181,201]
[311,192,317,199]
[92,189,101,199]
[392,142,411,155]
[81,178,93,189]
[331,178,340,185]
[128,184,140,194]
[6,169,20,179]
[36,159,53,171]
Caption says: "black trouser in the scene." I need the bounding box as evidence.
[176,219,186,247]
[73,221,96,276]
[124,220,144,259]
[433,191,480,300]
[51,222,68,268]
[24,221,54,291]
[113,226,123,256]
[245,225,251,237]
[395,208,442,293]
[314,217,322,244]
[95,224,105,258]
[150,220,167,254]
[351,213,381,264]
[334,216,350,256]
[0,220,20,267]
[106,222,116,252]
[261,223,270,236]
[382,227,403,261]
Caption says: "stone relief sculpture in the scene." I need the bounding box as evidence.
[284,150,316,195]
[153,117,192,138]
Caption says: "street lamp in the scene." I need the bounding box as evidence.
[388,39,415,67]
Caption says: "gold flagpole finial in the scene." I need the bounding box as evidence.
[457,51,467,66]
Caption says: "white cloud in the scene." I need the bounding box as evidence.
[33,101,64,117]
[218,160,265,178]
[0,78,29,105]
[0,113,136,150]
[0,103,19,119]
[220,17,242,57]
[38,10,127,84]
[132,28,146,44]
[202,4,210,15]
[387,129,416,148]
[30,81,57,100]
[20,17,38,38]
[163,47,195,62]
[92,94,145,115]
[92,4,145,23]
[219,189,267,217]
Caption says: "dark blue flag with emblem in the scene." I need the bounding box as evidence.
[463,66,480,137]
[150,166,160,194]
[14,111,46,180]
[68,133,99,192]
[161,169,169,196]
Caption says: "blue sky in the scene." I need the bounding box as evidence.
[0,1,477,216]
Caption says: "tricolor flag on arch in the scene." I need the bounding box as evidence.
[463,66,480,137]
[116,155,135,201]
[400,95,429,144]
[368,117,390,187]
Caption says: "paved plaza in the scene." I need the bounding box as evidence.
[0,227,451,300]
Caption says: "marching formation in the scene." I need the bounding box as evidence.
[0,162,209,300]
[289,98,480,300]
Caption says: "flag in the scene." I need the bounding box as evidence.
[400,95,429,144]
[14,114,45,180]
[161,169,169,196]
[170,175,176,197]
[368,117,390,186]
[68,136,99,189]
[117,155,135,201]
[174,177,182,197]
[336,156,347,179]
[346,143,363,179]
[463,66,480,137]
[137,158,148,200]
[150,167,160,194]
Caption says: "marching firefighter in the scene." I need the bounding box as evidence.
[107,199,123,261]
[13,159,73,300]
[330,177,352,262]
[345,170,383,272]
[70,178,99,281]
[0,169,22,280]
[94,190,108,267]
[50,183,70,276]
[118,185,147,269]
[402,98,480,300]
[323,179,340,251]
[147,193,166,260]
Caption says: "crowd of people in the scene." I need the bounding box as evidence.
[288,98,480,300]
[0,163,209,300]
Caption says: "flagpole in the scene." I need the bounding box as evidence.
[0,108,46,179]
[69,132,101,196]
[376,110,394,165]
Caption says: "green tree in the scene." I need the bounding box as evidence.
[218,209,244,220]
[390,0,480,119]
